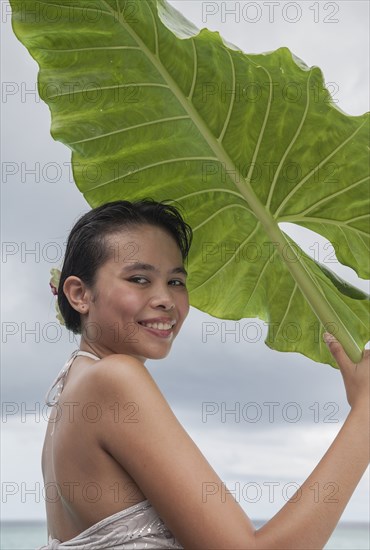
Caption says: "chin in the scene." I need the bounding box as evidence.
[143,346,172,361]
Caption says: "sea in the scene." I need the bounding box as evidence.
[0,521,369,549]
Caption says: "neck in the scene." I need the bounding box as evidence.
[78,338,147,364]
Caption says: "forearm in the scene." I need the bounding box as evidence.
[254,405,369,550]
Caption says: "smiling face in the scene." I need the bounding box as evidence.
[79,224,190,362]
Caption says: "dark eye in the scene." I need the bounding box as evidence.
[129,276,149,284]
[169,279,186,287]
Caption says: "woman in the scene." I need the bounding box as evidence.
[40,199,369,549]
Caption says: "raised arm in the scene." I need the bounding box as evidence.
[255,334,370,549]
[93,336,369,550]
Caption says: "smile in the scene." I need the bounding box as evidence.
[138,320,175,339]
[139,321,175,330]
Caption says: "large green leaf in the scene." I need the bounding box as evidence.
[10,0,369,367]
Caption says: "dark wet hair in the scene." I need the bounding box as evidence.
[58,199,193,334]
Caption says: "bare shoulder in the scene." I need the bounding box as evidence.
[94,352,148,375]
[85,354,255,548]
[86,353,161,402]
[85,353,172,444]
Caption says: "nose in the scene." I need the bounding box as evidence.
[150,284,175,311]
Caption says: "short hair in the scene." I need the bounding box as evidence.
[58,199,193,334]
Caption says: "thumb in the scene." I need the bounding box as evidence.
[323,332,354,370]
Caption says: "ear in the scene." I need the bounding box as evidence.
[63,276,90,314]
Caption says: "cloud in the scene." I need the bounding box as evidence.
[170,0,369,115]
[2,414,369,522]
[2,0,368,528]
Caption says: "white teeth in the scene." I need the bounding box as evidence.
[140,321,174,330]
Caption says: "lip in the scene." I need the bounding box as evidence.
[138,317,176,326]
[137,318,176,340]
[137,322,174,340]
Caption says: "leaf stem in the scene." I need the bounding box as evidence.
[234,176,363,363]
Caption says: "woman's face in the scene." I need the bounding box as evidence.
[80,224,189,362]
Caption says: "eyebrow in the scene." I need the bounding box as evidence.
[121,262,188,276]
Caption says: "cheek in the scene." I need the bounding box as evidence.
[119,292,142,307]
[180,294,190,319]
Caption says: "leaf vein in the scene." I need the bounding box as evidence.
[189,223,261,293]
[48,82,169,99]
[69,115,191,145]
[192,204,252,232]
[275,119,368,218]
[273,283,298,342]
[358,233,370,252]
[308,261,369,331]
[279,217,370,238]
[338,226,352,254]
[245,63,273,185]
[146,1,159,57]
[267,71,312,211]
[297,176,370,217]
[166,188,248,204]
[244,248,277,310]
[188,39,197,101]
[32,0,112,17]
[39,46,141,53]
[218,50,236,143]
[344,213,370,224]
[86,157,218,191]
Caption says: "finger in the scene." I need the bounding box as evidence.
[323,332,354,371]
[359,349,370,365]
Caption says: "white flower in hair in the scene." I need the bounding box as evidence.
[49,268,65,326]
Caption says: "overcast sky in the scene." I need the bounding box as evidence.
[1,0,369,529]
